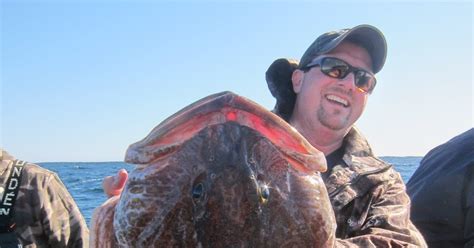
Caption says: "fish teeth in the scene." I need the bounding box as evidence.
[326,95,348,107]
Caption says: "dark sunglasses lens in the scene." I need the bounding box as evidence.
[321,58,349,79]
[355,71,376,93]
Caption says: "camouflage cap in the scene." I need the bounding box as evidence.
[266,24,387,121]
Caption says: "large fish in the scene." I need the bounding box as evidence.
[90,92,336,247]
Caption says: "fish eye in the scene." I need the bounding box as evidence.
[192,183,204,199]
[259,184,270,203]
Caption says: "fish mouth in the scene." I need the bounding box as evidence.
[126,91,327,173]
[325,94,349,107]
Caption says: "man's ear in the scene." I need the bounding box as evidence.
[291,69,304,94]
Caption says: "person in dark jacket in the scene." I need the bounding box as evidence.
[407,128,474,248]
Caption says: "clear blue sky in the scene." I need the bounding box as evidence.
[1,1,472,162]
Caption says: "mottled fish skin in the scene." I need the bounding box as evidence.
[91,92,336,247]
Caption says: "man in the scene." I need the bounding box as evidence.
[407,128,473,248]
[0,149,89,247]
[105,25,426,247]
[264,24,426,247]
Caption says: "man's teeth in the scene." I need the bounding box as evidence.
[326,95,348,107]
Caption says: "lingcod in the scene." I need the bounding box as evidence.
[90,91,336,247]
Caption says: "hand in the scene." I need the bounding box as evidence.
[102,169,128,198]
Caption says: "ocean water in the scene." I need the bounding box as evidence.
[39,156,422,225]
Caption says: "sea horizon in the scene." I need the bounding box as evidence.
[34,155,425,164]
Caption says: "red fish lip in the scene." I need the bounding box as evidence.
[125,91,327,173]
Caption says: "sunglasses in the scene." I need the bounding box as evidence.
[303,57,377,94]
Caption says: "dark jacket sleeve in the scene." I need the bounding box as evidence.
[335,173,426,248]
[464,167,474,248]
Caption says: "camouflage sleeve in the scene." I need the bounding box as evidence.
[40,173,89,248]
[335,174,427,248]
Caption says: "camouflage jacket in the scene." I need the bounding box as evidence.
[0,150,89,248]
[326,128,427,247]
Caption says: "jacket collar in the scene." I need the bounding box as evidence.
[324,127,393,210]
[342,127,374,158]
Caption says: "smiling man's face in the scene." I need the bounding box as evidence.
[290,41,373,134]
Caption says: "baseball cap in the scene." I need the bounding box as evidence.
[299,24,386,73]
